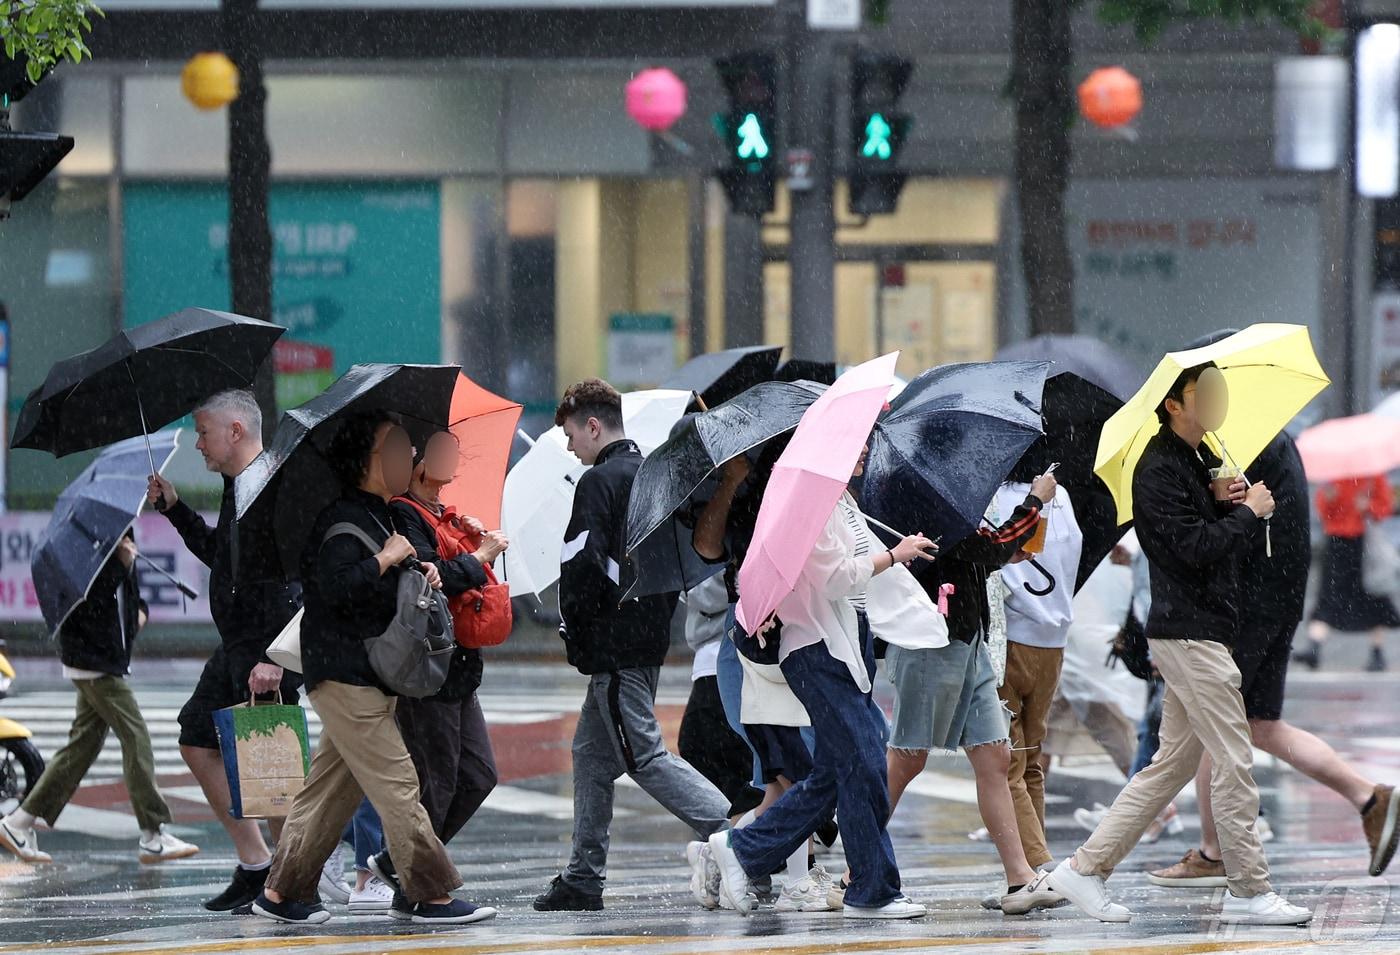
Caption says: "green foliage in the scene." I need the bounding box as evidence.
[1096,0,1329,44]
[1,0,103,86]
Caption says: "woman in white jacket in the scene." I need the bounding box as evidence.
[691,447,937,919]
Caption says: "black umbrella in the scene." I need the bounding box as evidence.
[622,379,826,599]
[662,346,782,408]
[31,430,195,636]
[860,360,1049,547]
[12,307,284,470]
[774,359,837,385]
[235,363,461,579]
[997,335,1145,589]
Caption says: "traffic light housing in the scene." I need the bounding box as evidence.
[849,53,912,216]
[713,50,778,216]
[0,55,73,219]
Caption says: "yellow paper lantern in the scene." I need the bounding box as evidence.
[181,52,239,111]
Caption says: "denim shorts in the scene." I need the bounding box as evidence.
[886,638,1009,753]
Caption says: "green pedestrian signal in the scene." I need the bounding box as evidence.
[862,113,893,160]
[736,112,770,161]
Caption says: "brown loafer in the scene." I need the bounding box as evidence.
[1363,784,1400,877]
[1146,849,1227,888]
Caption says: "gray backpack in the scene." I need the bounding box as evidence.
[321,522,456,698]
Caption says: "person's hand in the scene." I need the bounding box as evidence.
[1109,544,1132,566]
[1008,549,1032,564]
[475,530,510,564]
[721,455,751,488]
[1227,477,1249,504]
[462,515,486,536]
[1245,482,1275,519]
[147,474,177,511]
[890,533,938,565]
[115,537,138,569]
[423,563,443,590]
[378,534,416,567]
[248,662,284,695]
[137,608,148,631]
[1030,473,1058,504]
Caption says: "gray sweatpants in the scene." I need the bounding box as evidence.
[563,666,730,895]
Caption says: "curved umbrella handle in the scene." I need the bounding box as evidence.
[1021,556,1056,597]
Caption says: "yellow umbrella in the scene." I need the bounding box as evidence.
[1094,323,1330,525]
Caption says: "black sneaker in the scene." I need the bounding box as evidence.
[533,875,603,912]
[205,865,269,912]
[411,898,498,924]
[251,891,332,924]
[1293,642,1321,671]
[368,851,400,892]
[388,891,414,922]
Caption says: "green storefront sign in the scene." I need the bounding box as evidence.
[123,181,442,407]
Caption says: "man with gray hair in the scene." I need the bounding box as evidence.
[147,388,303,913]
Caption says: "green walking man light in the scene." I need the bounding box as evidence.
[736,112,770,161]
[863,112,894,161]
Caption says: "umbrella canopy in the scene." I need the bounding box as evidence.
[499,388,692,597]
[662,346,782,407]
[439,375,522,530]
[996,336,1145,590]
[860,360,1049,550]
[775,359,837,386]
[735,353,899,634]
[32,430,182,635]
[12,308,283,458]
[1095,323,1330,524]
[236,363,463,579]
[622,379,827,599]
[1297,413,1400,482]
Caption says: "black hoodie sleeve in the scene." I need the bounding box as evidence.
[163,500,219,568]
[558,469,621,644]
[945,493,1043,566]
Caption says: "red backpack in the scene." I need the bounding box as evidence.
[393,496,512,649]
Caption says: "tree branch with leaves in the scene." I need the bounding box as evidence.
[1,0,103,87]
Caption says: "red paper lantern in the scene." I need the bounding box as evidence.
[1078,66,1142,129]
[625,67,688,133]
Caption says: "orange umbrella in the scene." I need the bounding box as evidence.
[440,373,522,530]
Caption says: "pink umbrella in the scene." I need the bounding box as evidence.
[735,352,899,634]
[1297,413,1400,482]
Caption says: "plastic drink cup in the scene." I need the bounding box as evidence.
[1209,466,1243,502]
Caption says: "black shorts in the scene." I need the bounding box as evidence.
[1233,618,1297,722]
[177,648,302,750]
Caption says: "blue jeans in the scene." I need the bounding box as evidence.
[1129,676,1166,778]
[728,616,901,909]
[341,796,384,871]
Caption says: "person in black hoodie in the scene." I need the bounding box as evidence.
[1049,362,1312,927]
[534,378,730,912]
[0,532,198,866]
[146,389,301,911]
[253,411,494,927]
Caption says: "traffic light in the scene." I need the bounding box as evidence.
[713,50,778,216]
[849,53,912,216]
[0,56,73,219]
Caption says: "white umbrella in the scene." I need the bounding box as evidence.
[500,388,691,597]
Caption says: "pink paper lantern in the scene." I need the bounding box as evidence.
[626,67,687,132]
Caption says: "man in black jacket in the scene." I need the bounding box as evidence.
[0,532,198,865]
[1050,362,1312,927]
[147,389,302,912]
[534,378,730,912]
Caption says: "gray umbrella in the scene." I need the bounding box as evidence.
[31,431,192,636]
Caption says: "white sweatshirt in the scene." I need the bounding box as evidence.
[991,481,1083,650]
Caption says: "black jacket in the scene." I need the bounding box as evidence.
[58,543,148,677]
[300,489,405,694]
[559,439,678,674]
[1238,433,1311,629]
[390,496,490,699]
[1132,426,1261,644]
[912,493,1043,644]
[165,476,301,681]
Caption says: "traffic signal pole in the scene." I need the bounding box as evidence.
[783,0,837,362]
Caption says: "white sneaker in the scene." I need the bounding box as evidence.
[686,841,720,910]
[707,830,753,915]
[843,894,927,919]
[1048,858,1132,922]
[319,844,351,905]
[980,889,1003,911]
[776,866,836,912]
[968,825,991,842]
[138,827,200,865]
[1257,816,1275,844]
[1219,890,1312,925]
[1000,869,1065,915]
[1073,803,1109,834]
[0,814,51,864]
[348,875,393,913]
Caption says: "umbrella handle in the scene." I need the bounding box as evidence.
[1021,557,1057,597]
